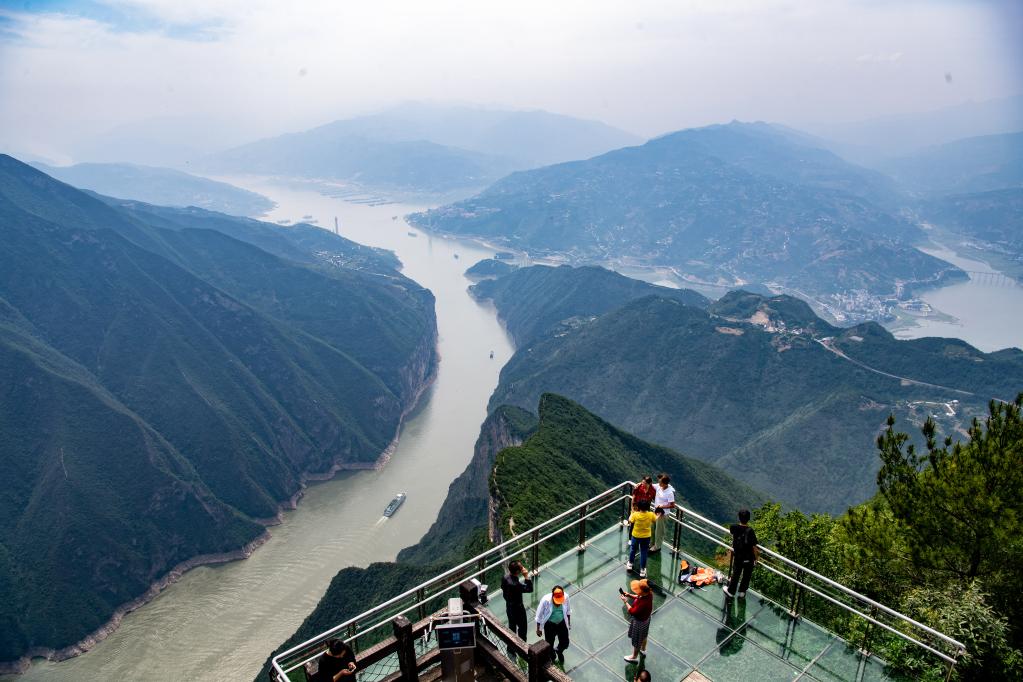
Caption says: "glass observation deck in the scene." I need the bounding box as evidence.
[270,483,965,682]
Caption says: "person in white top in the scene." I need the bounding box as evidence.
[651,473,676,553]
[535,585,572,665]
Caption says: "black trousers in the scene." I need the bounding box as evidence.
[507,604,527,641]
[543,620,570,654]
[728,558,754,594]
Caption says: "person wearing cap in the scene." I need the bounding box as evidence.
[535,585,571,665]
[620,579,654,663]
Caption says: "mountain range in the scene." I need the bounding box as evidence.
[474,265,1023,513]
[31,161,275,217]
[201,103,640,197]
[0,155,437,666]
[410,122,964,301]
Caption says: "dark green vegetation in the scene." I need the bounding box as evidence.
[882,132,1023,195]
[470,264,708,346]
[464,257,518,280]
[411,122,963,297]
[0,155,437,664]
[491,394,765,535]
[745,396,1023,680]
[203,103,640,197]
[483,277,1023,512]
[31,161,275,217]
[258,395,762,680]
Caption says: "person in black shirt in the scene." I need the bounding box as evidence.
[501,560,534,640]
[313,638,357,682]
[722,508,760,599]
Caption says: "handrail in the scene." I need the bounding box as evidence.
[670,504,966,664]
[270,482,634,678]
[675,517,960,664]
[271,481,966,680]
[671,504,966,655]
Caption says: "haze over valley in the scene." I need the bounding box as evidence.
[0,2,1021,681]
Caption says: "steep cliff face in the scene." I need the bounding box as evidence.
[398,405,536,564]
[0,155,441,668]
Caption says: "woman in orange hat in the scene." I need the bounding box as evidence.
[620,579,653,663]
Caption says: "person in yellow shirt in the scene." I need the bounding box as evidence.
[627,500,657,578]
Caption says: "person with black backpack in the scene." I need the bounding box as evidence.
[722,508,759,598]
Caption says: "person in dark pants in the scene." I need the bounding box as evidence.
[722,508,760,598]
[535,586,571,665]
[500,560,534,641]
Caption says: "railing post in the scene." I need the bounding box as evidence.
[393,615,420,681]
[671,507,683,556]
[527,640,552,682]
[347,622,359,653]
[859,606,879,657]
[577,503,587,550]
[789,568,805,619]
[620,483,633,525]
[945,648,961,682]
[530,529,540,573]
[416,587,427,621]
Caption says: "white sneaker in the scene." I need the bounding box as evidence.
[737,591,746,598]
[626,561,633,570]
[639,568,647,578]
[623,655,639,663]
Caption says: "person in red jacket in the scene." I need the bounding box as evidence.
[619,579,654,663]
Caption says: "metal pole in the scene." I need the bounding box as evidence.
[530,529,540,574]
[577,504,587,550]
[347,623,359,653]
[416,587,427,622]
[671,507,683,556]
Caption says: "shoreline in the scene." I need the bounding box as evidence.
[0,338,441,676]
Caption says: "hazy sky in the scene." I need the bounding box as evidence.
[1,0,1020,162]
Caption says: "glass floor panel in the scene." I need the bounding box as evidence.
[487,525,895,681]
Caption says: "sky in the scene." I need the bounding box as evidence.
[0,0,1020,163]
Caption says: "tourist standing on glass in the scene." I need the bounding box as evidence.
[651,474,676,553]
[627,500,657,578]
[722,508,760,598]
[501,560,534,641]
[535,585,571,665]
[621,578,654,663]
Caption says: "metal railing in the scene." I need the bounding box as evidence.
[662,492,967,678]
[270,481,966,681]
[270,483,632,680]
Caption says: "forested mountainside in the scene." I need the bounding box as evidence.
[257,394,763,680]
[31,161,274,217]
[481,276,1023,512]
[464,257,518,280]
[0,155,437,666]
[410,122,963,298]
[470,265,708,346]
